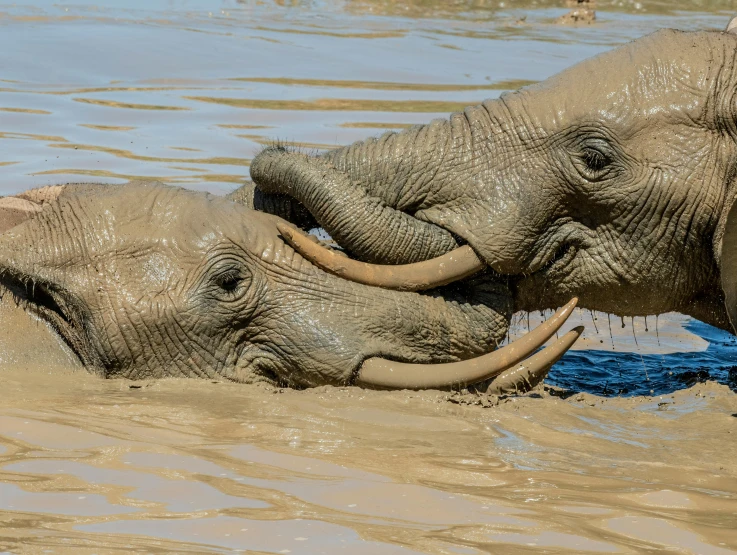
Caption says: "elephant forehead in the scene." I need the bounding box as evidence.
[516,30,726,130]
[24,183,280,282]
[97,191,222,238]
[49,186,244,252]
[96,250,183,291]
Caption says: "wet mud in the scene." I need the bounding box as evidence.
[2,0,737,552]
[1,366,736,553]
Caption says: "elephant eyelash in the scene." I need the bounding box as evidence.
[581,147,611,173]
[572,136,617,182]
[217,272,241,292]
[211,268,247,296]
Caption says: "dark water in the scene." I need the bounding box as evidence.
[552,320,737,397]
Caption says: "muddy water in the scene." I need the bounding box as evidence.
[1,367,736,554]
[2,0,737,553]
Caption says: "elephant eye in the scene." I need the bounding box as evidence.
[210,267,248,298]
[581,147,610,173]
[574,137,616,182]
[216,271,241,292]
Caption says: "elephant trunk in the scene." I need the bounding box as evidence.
[250,116,472,264]
[226,182,318,231]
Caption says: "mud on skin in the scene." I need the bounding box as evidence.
[250,26,737,342]
[0,182,525,390]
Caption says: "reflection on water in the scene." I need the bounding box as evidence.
[1,0,737,552]
[0,370,736,553]
[0,0,732,196]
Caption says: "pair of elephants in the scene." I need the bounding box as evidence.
[3,24,737,393]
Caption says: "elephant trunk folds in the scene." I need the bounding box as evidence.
[250,120,461,265]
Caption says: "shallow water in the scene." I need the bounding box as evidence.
[1,0,737,552]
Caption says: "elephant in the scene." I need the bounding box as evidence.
[0,182,582,391]
[248,23,737,338]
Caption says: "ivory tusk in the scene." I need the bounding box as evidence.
[277,223,485,291]
[485,326,583,395]
[355,298,580,390]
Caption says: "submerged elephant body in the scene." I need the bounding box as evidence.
[251,27,737,333]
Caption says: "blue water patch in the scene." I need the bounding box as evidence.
[548,319,737,397]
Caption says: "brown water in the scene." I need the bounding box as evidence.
[1,1,737,553]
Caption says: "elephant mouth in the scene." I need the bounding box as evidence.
[532,242,579,277]
[1,274,96,370]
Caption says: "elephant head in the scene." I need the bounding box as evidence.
[250,28,737,332]
[0,182,580,390]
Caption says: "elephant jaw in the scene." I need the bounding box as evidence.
[0,272,99,372]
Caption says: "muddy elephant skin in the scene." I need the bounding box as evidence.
[250,28,737,331]
[0,182,519,388]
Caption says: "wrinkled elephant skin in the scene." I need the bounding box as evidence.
[250,28,737,332]
[0,182,536,389]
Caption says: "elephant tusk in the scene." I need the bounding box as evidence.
[277,223,485,291]
[355,298,580,390]
[484,326,583,395]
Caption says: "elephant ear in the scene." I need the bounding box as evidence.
[721,15,737,331]
[727,15,737,33]
[721,196,737,333]
[0,197,42,234]
[0,185,67,235]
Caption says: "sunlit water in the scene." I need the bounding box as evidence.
[1,0,737,552]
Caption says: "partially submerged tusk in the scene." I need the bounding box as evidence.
[277,223,485,291]
[485,326,583,395]
[355,298,580,390]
